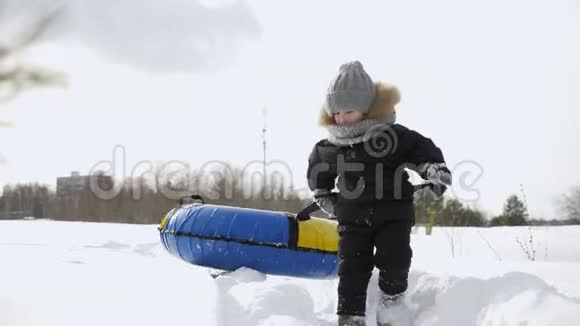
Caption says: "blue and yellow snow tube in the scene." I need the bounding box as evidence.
[158,203,338,278]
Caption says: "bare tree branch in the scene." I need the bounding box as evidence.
[0,1,65,51]
[477,230,502,261]
[0,3,67,103]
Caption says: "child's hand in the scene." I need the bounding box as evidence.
[313,189,338,217]
[421,163,452,186]
[429,183,448,197]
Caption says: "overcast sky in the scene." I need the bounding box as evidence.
[1,0,579,218]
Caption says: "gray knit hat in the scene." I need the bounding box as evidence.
[325,61,376,115]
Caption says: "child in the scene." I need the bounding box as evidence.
[306,61,451,326]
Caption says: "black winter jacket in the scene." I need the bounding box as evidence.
[307,123,446,221]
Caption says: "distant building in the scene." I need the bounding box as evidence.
[56,171,114,197]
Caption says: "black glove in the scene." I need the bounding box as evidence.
[420,163,452,186]
[296,202,318,221]
[313,189,338,217]
[429,183,448,197]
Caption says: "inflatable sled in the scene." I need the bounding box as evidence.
[158,197,338,278]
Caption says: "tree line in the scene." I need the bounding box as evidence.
[0,169,310,224]
[1,172,579,226]
[409,186,579,227]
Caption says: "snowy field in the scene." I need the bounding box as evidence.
[1,219,579,326]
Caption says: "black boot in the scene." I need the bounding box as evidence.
[376,291,412,326]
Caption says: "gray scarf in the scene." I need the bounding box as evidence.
[327,113,397,146]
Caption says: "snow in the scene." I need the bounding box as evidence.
[1,220,579,326]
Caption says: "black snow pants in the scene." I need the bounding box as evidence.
[335,201,414,316]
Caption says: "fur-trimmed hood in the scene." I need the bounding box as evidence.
[319,82,401,127]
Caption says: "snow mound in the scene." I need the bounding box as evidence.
[214,268,330,326]
[214,268,580,326]
[365,270,580,326]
